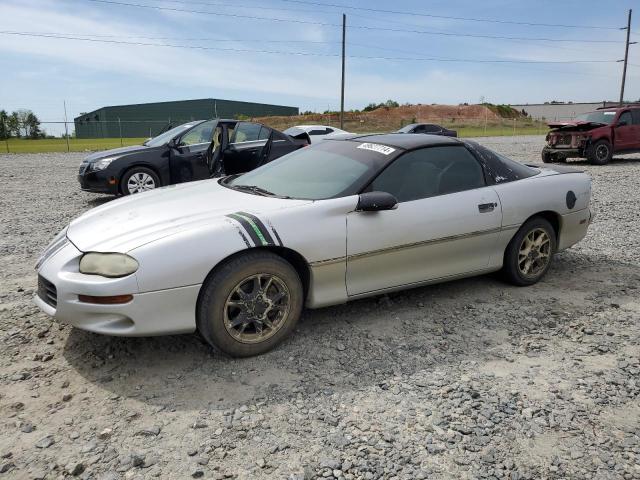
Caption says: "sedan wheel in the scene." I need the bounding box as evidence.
[121,167,160,195]
[197,251,303,357]
[502,217,556,286]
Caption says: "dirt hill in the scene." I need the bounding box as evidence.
[254,103,513,133]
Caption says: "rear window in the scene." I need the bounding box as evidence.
[464,141,539,184]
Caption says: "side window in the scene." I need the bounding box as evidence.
[231,122,262,143]
[423,124,442,133]
[179,120,215,146]
[412,125,425,133]
[308,129,326,136]
[631,109,640,125]
[325,128,334,134]
[465,140,537,184]
[258,126,271,140]
[618,111,633,126]
[369,146,485,203]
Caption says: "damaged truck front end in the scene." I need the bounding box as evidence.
[542,122,603,163]
[541,109,620,165]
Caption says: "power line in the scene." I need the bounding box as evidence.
[275,0,622,30]
[3,31,339,44]
[0,31,622,64]
[83,0,623,44]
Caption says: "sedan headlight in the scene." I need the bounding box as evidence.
[79,253,139,278]
[91,157,118,171]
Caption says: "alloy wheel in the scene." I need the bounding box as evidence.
[517,228,551,278]
[595,144,609,162]
[223,274,291,344]
[127,172,156,194]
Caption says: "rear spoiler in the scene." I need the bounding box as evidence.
[526,163,584,174]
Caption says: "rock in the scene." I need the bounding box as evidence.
[136,425,161,436]
[98,428,113,439]
[67,462,85,476]
[35,435,55,448]
[256,458,266,468]
[336,343,346,351]
[187,449,198,456]
[319,457,341,470]
[0,462,14,474]
[62,393,73,402]
[192,470,204,478]
[20,422,35,433]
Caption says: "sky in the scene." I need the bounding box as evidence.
[0,0,639,136]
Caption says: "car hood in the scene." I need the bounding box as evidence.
[546,121,607,132]
[84,144,151,162]
[66,180,310,252]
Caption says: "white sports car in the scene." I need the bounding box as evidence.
[284,125,350,143]
[35,134,592,357]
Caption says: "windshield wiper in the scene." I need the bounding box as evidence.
[232,184,281,197]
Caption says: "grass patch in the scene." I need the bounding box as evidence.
[2,138,148,154]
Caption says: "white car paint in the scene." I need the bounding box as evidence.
[291,125,350,143]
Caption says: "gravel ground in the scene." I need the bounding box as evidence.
[1,136,639,480]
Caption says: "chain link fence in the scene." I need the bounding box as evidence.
[2,116,551,154]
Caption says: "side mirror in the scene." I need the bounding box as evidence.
[357,191,398,212]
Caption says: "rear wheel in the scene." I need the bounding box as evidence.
[586,140,612,165]
[502,217,556,286]
[121,167,160,195]
[197,251,303,357]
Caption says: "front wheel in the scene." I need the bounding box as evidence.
[586,139,612,165]
[121,167,160,195]
[197,251,304,357]
[541,150,554,163]
[502,218,556,286]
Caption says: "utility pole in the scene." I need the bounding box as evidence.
[63,100,70,152]
[619,9,636,104]
[340,13,346,130]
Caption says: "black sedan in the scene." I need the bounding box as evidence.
[395,123,457,137]
[78,120,310,195]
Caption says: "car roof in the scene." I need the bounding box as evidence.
[296,125,336,129]
[334,133,462,150]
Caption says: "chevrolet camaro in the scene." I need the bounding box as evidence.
[35,134,592,357]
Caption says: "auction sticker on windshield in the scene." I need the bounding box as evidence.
[357,143,396,155]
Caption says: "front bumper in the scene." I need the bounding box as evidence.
[78,165,119,195]
[33,240,198,336]
[542,146,584,159]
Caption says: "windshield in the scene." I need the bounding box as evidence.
[226,140,397,200]
[396,125,415,133]
[144,122,201,147]
[575,111,616,125]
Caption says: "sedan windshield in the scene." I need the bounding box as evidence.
[144,122,201,147]
[226,140,397,200]
[575,111,616,125]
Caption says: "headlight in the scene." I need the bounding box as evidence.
[79,253,139,278]
[91,157,118,171]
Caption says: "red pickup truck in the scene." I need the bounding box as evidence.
[542,105,640,165]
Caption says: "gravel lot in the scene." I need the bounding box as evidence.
[1,136,639,480]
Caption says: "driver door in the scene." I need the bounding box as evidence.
[169,120,216,183]
[346,145,502,296]
[615,111,638,151]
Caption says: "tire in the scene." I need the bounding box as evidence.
[121,167,160,195]
[541,150,554,163]
[586,139,612,165]
[197,251,304,357]
[502,217,557,286]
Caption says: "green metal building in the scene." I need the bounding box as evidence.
[73,98,299,138]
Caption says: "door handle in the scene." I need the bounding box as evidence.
[478,202,497,213]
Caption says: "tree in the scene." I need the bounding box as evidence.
[7,112,20,138]
[0,110,8,140]
[25,111,43,138]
